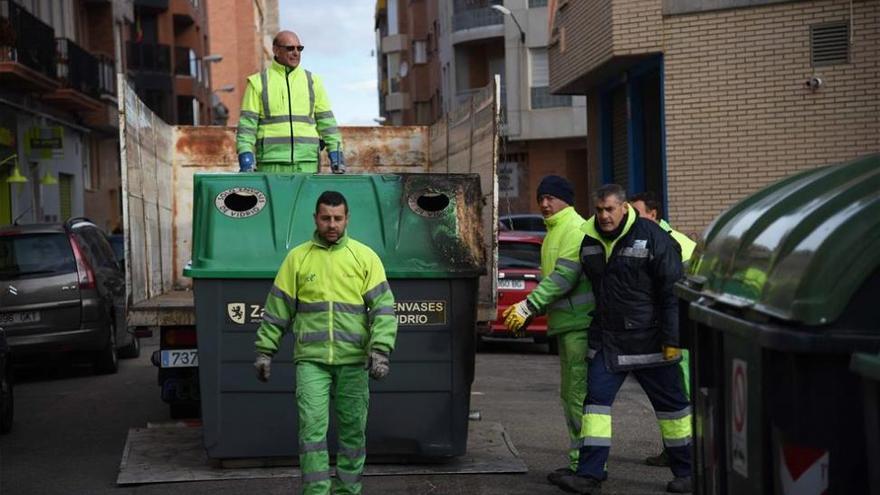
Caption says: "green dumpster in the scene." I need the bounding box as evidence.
[184,172,485,459]
[675,154,880,495]
[851,352,880,495]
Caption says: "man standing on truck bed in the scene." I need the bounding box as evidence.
[253,190,397,495]
[236,30,345,174]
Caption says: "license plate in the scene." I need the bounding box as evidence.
[0,311,40,325]
[498,279,525,290]
[160,349,199,368]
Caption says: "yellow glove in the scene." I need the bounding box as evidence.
[503,300,534,337]
[663,345,682,361]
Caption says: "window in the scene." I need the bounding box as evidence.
[529,48,571,108]
[0,234,76,278]
[83,138,100,191]
[530,48,549,87]
[413,40,428,64]
[528,0,548,7]
[499,241,541,269]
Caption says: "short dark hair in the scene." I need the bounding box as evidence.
[593,184,626,203]
[315,190,348,214]
[630,191,662,215]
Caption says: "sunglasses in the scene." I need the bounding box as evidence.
[275,44,305,53]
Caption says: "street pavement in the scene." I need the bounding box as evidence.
[0,335,677,494]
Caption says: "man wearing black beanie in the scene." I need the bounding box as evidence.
[503,175,594,485]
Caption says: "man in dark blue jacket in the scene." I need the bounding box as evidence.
[556,184,692,494]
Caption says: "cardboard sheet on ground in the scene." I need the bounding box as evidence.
[117,421,527,485]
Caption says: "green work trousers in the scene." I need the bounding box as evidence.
[259,161,319,174]
[297,361,369,495]
[558,329,589,471]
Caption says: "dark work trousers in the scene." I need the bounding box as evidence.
[576,348,693,480]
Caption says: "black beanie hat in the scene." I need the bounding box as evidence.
[537,175,574,205]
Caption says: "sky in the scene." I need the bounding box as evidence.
[279,1,380,126]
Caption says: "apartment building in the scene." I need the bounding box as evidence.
[376,0,590,213]
[0,0,216,230]
[549,0,880,235]
[0,0,130,230]
[375,0,443,126]
[127,0,213,125]
[206,0,278,126]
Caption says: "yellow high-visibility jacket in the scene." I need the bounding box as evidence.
[255,233,397,365]
[236,60,342,167]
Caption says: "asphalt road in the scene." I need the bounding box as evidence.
[0,335,676,494]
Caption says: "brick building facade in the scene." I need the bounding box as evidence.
[549,0,879,236]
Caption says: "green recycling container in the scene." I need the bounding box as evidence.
[183,172,485,460]
[675,154,880,495]
[851,352,880,495]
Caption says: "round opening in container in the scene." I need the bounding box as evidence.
[214,187,268,218]
[225,192,258,212]
[417,193,450,212]
[408,191,450,217]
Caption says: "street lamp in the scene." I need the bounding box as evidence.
[216,84,235,93]
[491,5,526,44]
[0,154,28,184]
[203,54,223,63]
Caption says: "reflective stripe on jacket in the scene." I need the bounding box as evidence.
[525,206,594,336]
[254,233,397,365]
[236,60,342,165]
[579,206,683,372]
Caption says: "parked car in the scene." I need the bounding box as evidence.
[0,327,12,433]
[499,213,546,237]
[480,232,556,353]
[0,218,139,374]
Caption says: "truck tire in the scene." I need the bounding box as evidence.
[547,336,559,356]
[119,332,140,359]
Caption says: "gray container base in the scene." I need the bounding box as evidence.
[195,277,477,460]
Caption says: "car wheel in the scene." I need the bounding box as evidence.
[0,365,13,434]
[94,321,119,374]
[547,336,559,356]
[119,330,140,359]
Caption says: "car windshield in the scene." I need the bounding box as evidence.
[499,241,541,269]
[0,233,76,279]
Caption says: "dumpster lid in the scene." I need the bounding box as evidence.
[183,173,486,279]
[687,154,880,326]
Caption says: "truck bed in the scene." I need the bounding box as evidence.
[127,290,195,327]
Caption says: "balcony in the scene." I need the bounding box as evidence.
[43,38,104,112]
[452,7,503,31]
[530,86,572,109]
[127,41,171,73]
[0,0,59,92]
[134,0,169,11]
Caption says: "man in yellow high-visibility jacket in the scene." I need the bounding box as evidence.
[236,30,344,174]
[254,191,397,495]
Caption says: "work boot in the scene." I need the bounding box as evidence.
[645,450,669,467]
[555,473,602,494]
[666,476,693,493]
[547,467,574,486]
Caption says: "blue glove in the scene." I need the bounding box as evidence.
[238,152,255,172]
[328,150,345,174]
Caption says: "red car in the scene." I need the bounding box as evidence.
[479,232,556,353]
